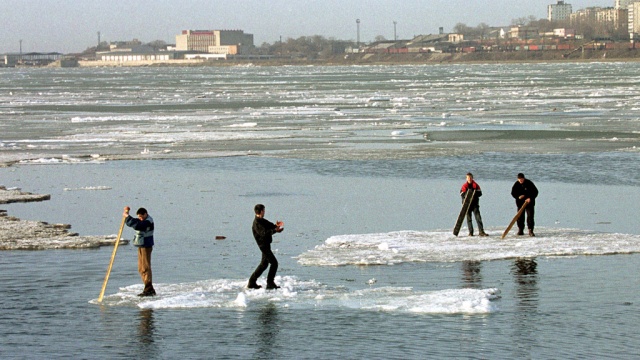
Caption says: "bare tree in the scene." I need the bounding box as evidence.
[476,23,491,40]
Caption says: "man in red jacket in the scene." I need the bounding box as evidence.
[460,173,488,237]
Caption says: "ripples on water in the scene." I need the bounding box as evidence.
[1,63,638,166]
[2,63,640,358]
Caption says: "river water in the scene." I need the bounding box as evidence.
[1,63,640,359]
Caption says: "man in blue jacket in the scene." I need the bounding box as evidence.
[124,207,156,297]
[247,204,284,290]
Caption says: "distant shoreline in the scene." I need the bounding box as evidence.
[74,49,640,67]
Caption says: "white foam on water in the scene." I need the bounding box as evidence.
[250,107,343,116]
[90,276,499,314]
[18,157,105,165]
[63,186,112,191]
[53,130,289,144]
[227,122,257,128]
[296,227,640,266]
[19,158,64,164]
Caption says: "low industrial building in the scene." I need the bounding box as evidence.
[2,52,63,66]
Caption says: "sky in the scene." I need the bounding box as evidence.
[0,0,614,54]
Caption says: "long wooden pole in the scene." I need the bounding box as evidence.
[98,207,129,302]
[501,202,528,239]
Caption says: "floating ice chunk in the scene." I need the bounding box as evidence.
[234,292,247,307]
[64,186,112,191]
[91,276,500,315]
[228,122,258,128]
[297,228,640,266]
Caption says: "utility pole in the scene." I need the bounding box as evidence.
[356,19,361,50]
[97,31,101,48]
[19,39,22,55]
[393,21,397,41]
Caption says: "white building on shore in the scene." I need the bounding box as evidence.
[175,30,254,55]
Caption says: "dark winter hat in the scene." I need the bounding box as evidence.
[517,173,525,179]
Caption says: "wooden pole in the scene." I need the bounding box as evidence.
[98,207,129,302]
[501,202,528,239]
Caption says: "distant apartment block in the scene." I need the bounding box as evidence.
[570,7,601,24]
[629,2,640,38]
[616,0,637,10]
[175,30,254,54]
[596,7,628,30]
[548,1,572,21]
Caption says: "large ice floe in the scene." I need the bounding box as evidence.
[296,228,640,266]
[92,276,500,315]
[0,210,126,250]
[0,185,51,204]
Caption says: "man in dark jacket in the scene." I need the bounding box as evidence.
[124,206,156,297]
[247,204,284,290]
[510,173,539,237]
[461,173,488,236]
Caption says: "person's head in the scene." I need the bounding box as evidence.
[466,172,473,183]
[136,207,148,220]
[517,173,525,184]
[254,204,265,216]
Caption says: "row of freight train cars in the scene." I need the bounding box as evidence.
[460,42,640,53]
[376,42,640,54]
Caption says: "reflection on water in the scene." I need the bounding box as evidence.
[254,303,280,360]
[137,309,158,359]
[511,258,539,358]
[138,309,155,344]
[461,261,483,289]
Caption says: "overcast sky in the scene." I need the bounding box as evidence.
[0,0,614,53]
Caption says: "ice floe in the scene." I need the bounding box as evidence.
[0,210,126,250]
[0,186,50,204]
[296,228,640,266]
[63,186,112,191]
[92,276,500,315]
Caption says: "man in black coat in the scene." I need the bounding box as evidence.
[511,173,539,236]
[247,204,284,290]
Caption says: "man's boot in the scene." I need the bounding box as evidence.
[139,283,156,297]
